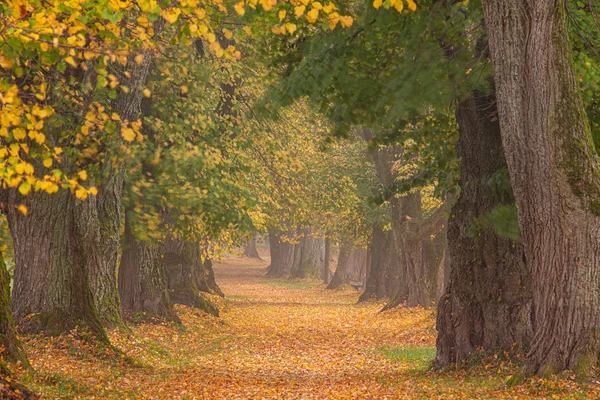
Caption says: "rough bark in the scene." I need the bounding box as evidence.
[289,231,326,279]
[242,236,262,260]
[435,93,532,368]
[483,0,600,377]
[163,239,219,316]
[118,211,180,322]
[267,229,296,277]
[8,190,108,340]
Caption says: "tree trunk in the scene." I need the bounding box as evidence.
[321,237,331,284]
[8,190,108,340]
[358,225,397,302]
[242,236,262,260]
[266,229,295,277]
[483,0,600,377]
[289,231,325,279]
[435,93,532,368]
[118,211,180,322]
[163,239,219,316]
[326,241,352,290]
[202,258,225,297]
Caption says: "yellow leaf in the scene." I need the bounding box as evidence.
[134,54,144,64]
[394,0,403,12]
[78,170,88,180]
[65,56,77,67]
[406,0,416,11]
[322,2,335,12]
[143,88,151,97]
[307,8,319,23]
[340,15,353,27]
[373,0,382,9]
[122,127,136,142]
[312,1,323,9]
[234,2,245,15]
[278,10,287,21]
[75,187,88,200]
[17,204,27,216]
[88,187,98,196]
[18,182,31,195]
[181,85,189,94]
[285,23,297,34]
[43,158,53,168]
[0,56,14,69]
[294,5,306,16]
[224,29,234,40]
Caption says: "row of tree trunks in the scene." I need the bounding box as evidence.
[435,93,532,367]
[363,129,447,309]
[267,228,326,280]
[326,243,367,290]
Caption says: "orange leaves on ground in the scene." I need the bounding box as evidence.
[9,256,600,398]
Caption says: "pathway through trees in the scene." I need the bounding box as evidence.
[11,256,600,398]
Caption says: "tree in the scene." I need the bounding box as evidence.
[482,0,600,377]
[435,92,532,367]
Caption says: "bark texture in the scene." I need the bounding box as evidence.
[267,229,296,277]
[118,211,179,322]
[163,239,219,316]
[435,93,532,368]
[483,0,600,376]
[8,190,108,339]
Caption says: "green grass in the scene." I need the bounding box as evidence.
[265,280,321,289]
[378,345,436,371]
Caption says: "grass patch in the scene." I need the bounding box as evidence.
[378,345,435,371]
[265,280,321,289]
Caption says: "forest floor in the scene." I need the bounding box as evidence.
[9,254,600,399]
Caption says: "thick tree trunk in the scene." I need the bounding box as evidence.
[163,239,219,316]
[326,241,352,289]
[435,93,532,368]
[483,0,600,376]
[266,229,295,277]
[289,231,325,279]
[242,236,262,260]
[118,211,179,322]
[327,243,367,290]
[8,190,108,340]
[358,225,397,302]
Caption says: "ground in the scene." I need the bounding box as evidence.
[8,255,600,399]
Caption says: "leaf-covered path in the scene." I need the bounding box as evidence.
[14,256,600,399]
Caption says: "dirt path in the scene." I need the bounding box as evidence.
[17,256,598,399]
